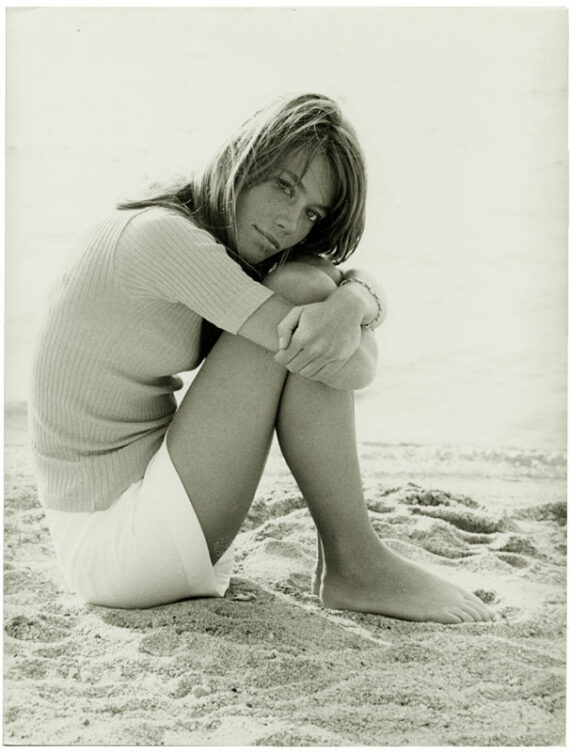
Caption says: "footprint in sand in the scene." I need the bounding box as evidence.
[374,484,509,561]
[139,628,183,656]
[5,613,76,642]
[382,484,505,535]
[407,523,479,560]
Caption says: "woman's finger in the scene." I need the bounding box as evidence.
[280,348,323,373]
[275,327,315,364]
[274,341,304,366]
[309,359,346,379]
[298,360,330,379]
[277,307,303,350]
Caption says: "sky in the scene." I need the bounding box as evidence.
[5,7,568,448]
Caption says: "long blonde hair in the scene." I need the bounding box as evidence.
[120,93,367,266]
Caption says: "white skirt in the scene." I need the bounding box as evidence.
[44,439,234,609]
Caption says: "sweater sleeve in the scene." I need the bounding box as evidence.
[114,207,274,335]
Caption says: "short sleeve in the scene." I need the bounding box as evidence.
[114,208,274,334]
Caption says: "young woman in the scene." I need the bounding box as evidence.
[30,94,491,623]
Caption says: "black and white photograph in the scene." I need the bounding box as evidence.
[4,6,567,746]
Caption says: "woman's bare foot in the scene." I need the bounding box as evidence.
[319,539,493,624]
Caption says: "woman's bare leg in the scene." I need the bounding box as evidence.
[166,261,337,564]
[166,332,287,563]
[167,260,491,622]
[276,375,492,623]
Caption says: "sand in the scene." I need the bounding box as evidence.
[4,402,566,746]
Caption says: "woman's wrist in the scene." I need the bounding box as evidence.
[337,277,382,329]
[329,282,371,325]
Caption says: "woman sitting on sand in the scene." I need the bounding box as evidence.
[31,93,491,623]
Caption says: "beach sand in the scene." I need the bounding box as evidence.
[4,402,566,746]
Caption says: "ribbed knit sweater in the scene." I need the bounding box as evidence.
[30,207,274,512]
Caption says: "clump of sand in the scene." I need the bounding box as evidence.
[4,404,566,745]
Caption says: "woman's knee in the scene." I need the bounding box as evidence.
[263,259,339,305]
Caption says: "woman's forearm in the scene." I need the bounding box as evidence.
[239,259,381,391]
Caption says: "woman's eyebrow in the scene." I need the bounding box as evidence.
[281,169,330,214]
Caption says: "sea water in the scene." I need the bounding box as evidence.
[6,137,567,453]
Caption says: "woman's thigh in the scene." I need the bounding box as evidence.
[165,259,340,562]
[166,329,287,562]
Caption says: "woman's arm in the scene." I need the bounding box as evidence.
[238,292,377,391]
[238,261,380,391]
[289,254,387,330]
[274,283,378,388]
[237,293,297,353]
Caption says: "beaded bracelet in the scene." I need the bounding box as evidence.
[339,277,384,330]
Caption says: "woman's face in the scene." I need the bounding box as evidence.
[234,151,335,265]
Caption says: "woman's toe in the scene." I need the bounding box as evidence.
[460,603,486,621]
[463,597,493,622]
[443,608,468,624]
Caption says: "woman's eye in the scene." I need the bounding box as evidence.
[276,178,293,197]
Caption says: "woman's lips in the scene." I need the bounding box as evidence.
[255,226,280,251]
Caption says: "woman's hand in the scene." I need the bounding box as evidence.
[237,256,381,389]
[274,292,363,379]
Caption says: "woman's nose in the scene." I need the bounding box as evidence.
[275,203,300,236]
